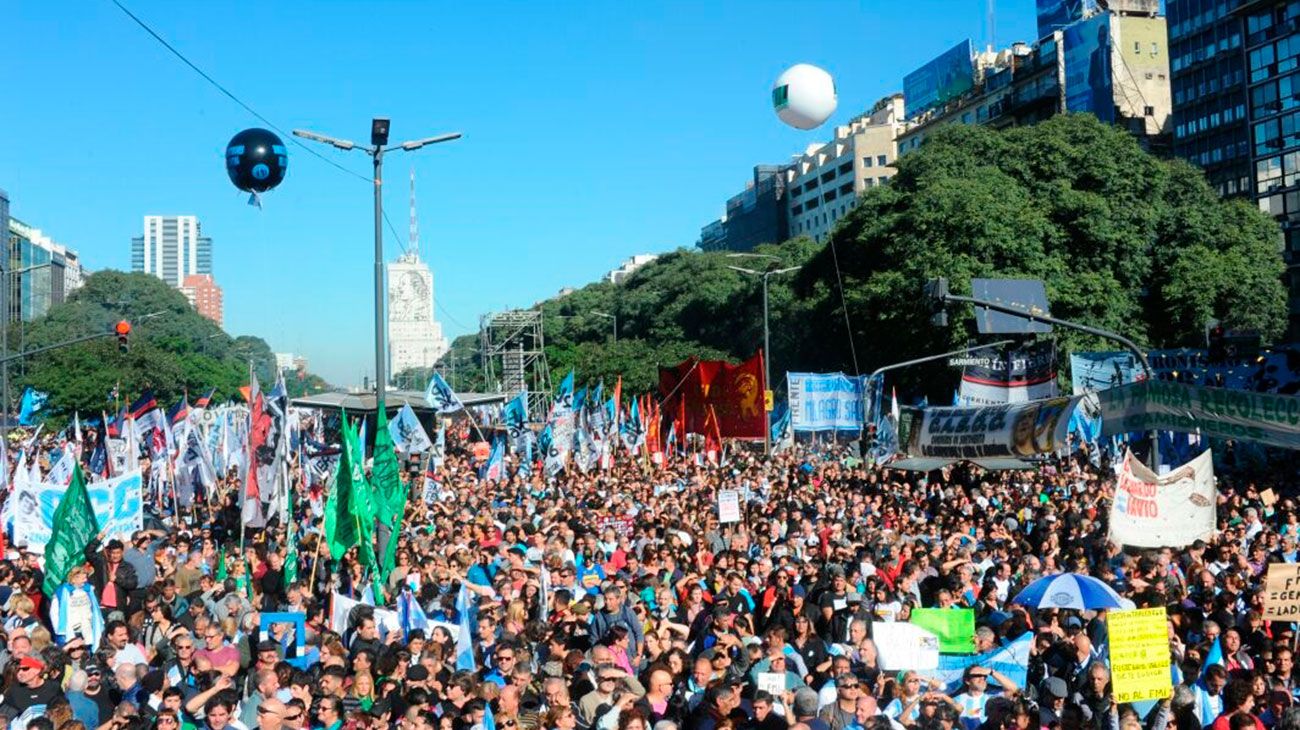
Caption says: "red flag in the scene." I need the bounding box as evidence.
[704,405,723,464]
[659,353,764,439]
[613,376,623,429]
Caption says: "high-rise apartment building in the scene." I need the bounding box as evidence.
[180,274,223,327]
[131,215,213,287]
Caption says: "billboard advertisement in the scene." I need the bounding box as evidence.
[956,340,1059,406]
[1036,0,1099,40]
[1063,13,1113,122]
[904,40,975,119]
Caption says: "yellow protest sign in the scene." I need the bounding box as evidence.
[1107,607,1171,704]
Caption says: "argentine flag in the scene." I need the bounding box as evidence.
[455,582,477,671]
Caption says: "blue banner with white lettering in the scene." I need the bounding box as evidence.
[786,372,866,432]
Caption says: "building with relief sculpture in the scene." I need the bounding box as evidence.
[387,251,448,377]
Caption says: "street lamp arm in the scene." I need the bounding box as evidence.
[0,330,119,365]
[726,265,763,276]
[726,252,783,262]
[940,293,1153,377]
[391,132,462,152]
[292,129,362,152]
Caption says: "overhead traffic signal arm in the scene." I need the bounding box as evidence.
[0,321,133,365]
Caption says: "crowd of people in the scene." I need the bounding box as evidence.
[0,421,1294,730]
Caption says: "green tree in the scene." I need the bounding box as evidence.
[13,270,331,418]
[792,114,1286,397]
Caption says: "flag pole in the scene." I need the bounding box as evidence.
[239,360,252,556]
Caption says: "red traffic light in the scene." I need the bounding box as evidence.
[114,320,131,336]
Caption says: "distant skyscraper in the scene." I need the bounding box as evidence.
[131,215,213,287]
[6,216,85,322]
[387,170,448,378]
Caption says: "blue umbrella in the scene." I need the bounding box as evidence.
[1011,573,1125,611]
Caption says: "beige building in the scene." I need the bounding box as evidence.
[785,95,906,243]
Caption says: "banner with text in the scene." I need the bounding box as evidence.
[786,372,866,432]
[900,396,1080,460]
[957,340,1058,406]
[1098,381,1300,450]
[1108,449,1216,548]
[1107,607,1172,704]
[14,469,143,549]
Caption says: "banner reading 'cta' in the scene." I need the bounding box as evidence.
[1098,381,1300,450]
[900,397,1080,460]
[13,469,143,549]
[786,372,865,432]
[957,340,1058,406]
[1108,449,1216,548]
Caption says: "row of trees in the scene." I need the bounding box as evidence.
[14,271,330,420]
[423,115,1287,399]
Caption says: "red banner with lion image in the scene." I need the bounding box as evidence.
[658,352,766,440]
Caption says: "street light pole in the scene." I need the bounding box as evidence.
[294,120,461,410]
[727,265,799,390]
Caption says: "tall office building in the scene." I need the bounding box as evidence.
[1167,0,1250,197]
[131,215,213,287]
[6,217,85,322]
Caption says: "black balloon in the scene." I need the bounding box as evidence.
[225,128,288,193]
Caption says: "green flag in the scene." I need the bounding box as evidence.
[284,486,298,588]
[372,402,407,575]
[216,546,227,581]
[42,464,99,596]
[325,411,377,562]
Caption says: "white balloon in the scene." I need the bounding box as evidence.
[772,63,838,130]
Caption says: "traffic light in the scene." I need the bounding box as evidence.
[923,277,949,327]
[115,320,131,353]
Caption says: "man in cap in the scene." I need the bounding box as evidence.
[0,654,59,714]
[1038,677,1069,727]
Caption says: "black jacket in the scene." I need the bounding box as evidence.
[84,537,139,615]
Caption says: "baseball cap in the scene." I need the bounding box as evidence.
[1042,677,1068,699]
[17,655,44,671]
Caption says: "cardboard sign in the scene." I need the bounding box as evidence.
[718,489,742,524]
[1107,607,1171,704]
[1262,488,1278,507]
[1264,563,1300,621]
[757,672,786,697]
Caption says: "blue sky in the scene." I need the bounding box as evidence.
[1,1,1036,386]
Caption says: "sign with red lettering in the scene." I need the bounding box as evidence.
[1264,563,1300,621]
[1108,449,1216,548]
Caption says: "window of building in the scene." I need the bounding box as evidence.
[838,161,853,176]
[863,157,874,168]
[824,188,838,202]
[820,170,836,184]
[840,182,854,195]
[877,154,887,166]
[878,176,889,185]
[792,203,803,215]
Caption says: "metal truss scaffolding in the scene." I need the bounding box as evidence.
[479,309,551,419]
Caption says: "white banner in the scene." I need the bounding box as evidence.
[875,622,940,671]
[15,469,143,549]
[1109,449,1216,548]
[330,592,401,637]
[717,489,741,524]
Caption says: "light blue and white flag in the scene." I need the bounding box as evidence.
[18,388,48,427]
[397,587,430,641]
[544,371,575,477]
[390,404,433,453]
[932,633,1032,693]
[482,436,506,482]
[504,393,529,454]
[455,582,477,671]
[424,372,464,413]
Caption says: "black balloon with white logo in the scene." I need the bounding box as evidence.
[225,128,287,203]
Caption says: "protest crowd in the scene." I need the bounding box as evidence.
[0,364,1294,730]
